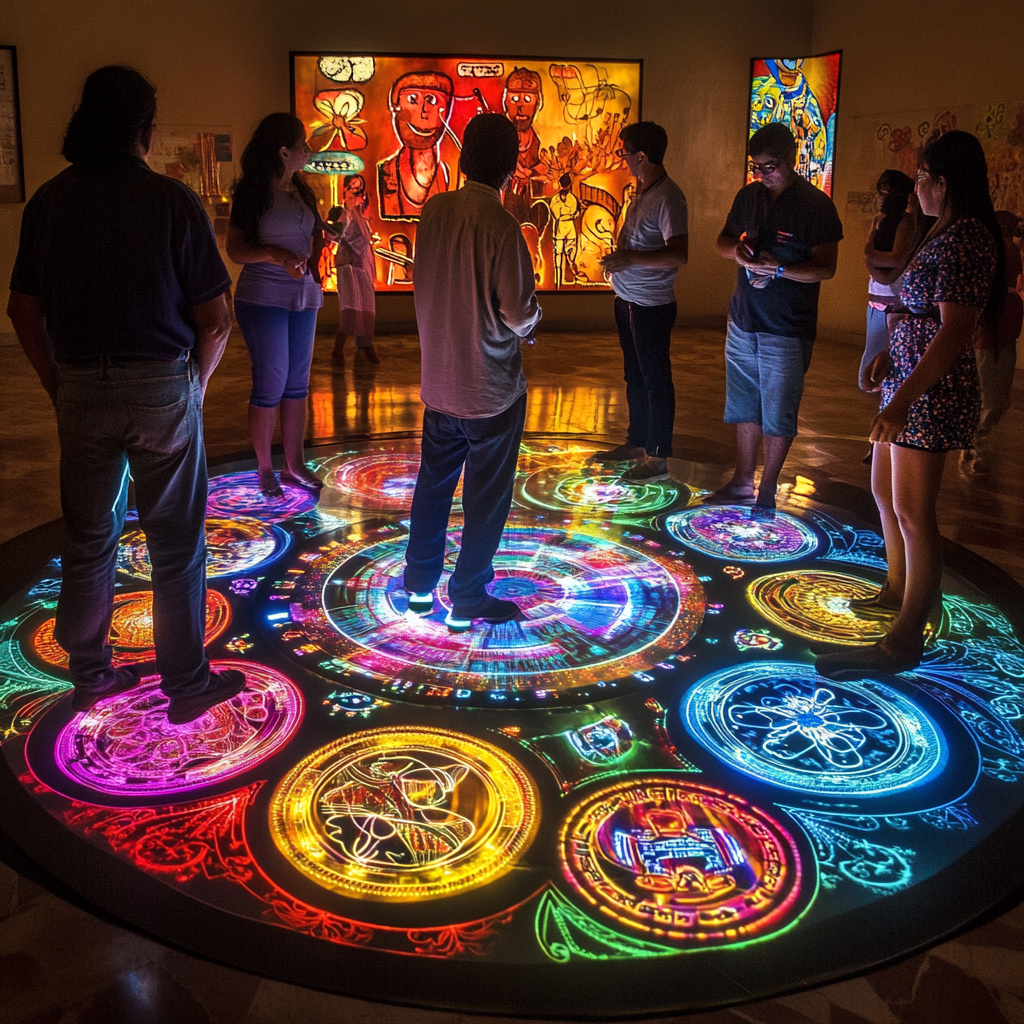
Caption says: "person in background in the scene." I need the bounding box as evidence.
[595,121,688,483]
[961,209,1022,474]
[713,122,843,508]
[403,114,542,632]
[818,131,1005,677]
[330,173,379,366]
[227,113,327,498]
[7,65,245,724]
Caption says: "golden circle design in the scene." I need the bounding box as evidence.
[270,727,539,901]
[747,570,889,646]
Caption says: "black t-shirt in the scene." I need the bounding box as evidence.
[10,158,231,362]
[724,176,843,339]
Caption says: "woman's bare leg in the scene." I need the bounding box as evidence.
[871,442,906,602]
[248,404,279,494]
[355,334,380,363]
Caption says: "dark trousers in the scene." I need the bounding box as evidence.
[614,296,678,458]
[404,394,527,609]
[55,359,210,698]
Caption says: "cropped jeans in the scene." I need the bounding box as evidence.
[55,357,211,698]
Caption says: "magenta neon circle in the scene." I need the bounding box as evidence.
[53,662,304,797]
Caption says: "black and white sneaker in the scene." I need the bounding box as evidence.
[445,596,520,633]
[407,591,435,616]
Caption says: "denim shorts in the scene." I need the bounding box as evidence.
[235,301,318,407]
[723,319,814,437]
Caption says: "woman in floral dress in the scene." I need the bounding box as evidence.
[819,131,1005,677]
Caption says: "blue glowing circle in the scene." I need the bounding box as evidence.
[666,506,818,562]
[682,662,947,796]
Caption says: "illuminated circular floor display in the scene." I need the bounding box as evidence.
[665,505,819,562]
[206,472,320,523]
[682,662,947,797]
[747,569,890,645]
[559,777,810,947]
[48,662,304,798]
[117,517,290,579]
[273,512,705,707]
[270,726,539,901]
[2,433,1024,1018]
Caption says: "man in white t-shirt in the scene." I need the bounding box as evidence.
[403,114,542,632]
[596,122,689,482]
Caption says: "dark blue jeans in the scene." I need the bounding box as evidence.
[55,358,211,698]
[404,394,527,609]
[614,296,678,457]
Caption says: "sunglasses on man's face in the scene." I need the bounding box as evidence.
[750,159,780,174]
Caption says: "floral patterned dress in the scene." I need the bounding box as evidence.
[882,217,997,450]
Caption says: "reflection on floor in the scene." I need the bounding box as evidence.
[1,326,1023,1024]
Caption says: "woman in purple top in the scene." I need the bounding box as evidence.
[818,131,1005,678]
[228,113,327,496]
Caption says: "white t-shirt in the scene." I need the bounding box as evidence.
[611,173,688,306]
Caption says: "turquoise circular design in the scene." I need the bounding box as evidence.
[665,506,817,561]
[682,662,947,796]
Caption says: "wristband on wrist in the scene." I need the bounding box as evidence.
[775,265,785,279]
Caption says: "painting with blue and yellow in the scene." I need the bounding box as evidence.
[747,53,842,196]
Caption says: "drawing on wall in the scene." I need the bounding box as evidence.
[843,100,1024,248]
[0,45,25,203]
[292,53,643,293]
[148,126,233,198]
[746,52,841,196]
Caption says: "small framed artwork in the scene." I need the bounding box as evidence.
[0,45,25,203]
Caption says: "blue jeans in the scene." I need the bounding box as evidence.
[404,394,527,609]
[861,304,890,391]
[613,297,677,458]
[724,319,814,437]
[55,358,211,698]
[234,301,318,407]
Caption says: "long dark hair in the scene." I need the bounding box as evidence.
[874,169,915,252]
[920,130,1006,324]
[231,113,318,243]
[62,66,156,169]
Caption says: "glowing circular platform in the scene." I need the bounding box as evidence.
[1,433,1023,1019]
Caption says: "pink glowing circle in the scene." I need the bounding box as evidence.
[207,472,319,523]
[53,662,304,797]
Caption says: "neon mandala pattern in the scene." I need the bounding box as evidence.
[51,662,304,797]
[32,590,230,669]
[560,778,810,946]
[273,514,704,706]
[270,727,539,901]
[117,517,289,579]
[206,471,320,523]
[665,506,818,562]
[747,569,890,645]
[682,662,947,797]
[518,467,684,518]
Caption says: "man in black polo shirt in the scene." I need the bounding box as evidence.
[713,122,843,508]
[7,65,245,723]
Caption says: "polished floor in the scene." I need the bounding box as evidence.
[1,323,1023,1023]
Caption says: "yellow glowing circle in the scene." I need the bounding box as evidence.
[270,727,539,901]
[747,570,888,646]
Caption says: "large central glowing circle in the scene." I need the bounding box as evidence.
[747,569,889,645]
[519,467,684,516]
[665,506,818,561]
[319,447,462,514]
[117,517,289,579]
[270,727,539,901]
[53,662,303,797]
[682,662,947,796]
[276,514,704,704]
[560,778,809,947]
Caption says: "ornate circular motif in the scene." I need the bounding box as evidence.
[51,662,303,797]
[270,727,539,901]
[31,589,230,669]
[560,778,809,946]
[117,517,289,579]
[274,514,705,706]
[518,467,684,517]
[206,472,319,523]
[320,447,462,514]
[682,662,947,796]
[665,506,818,562]
[747,570,889,645]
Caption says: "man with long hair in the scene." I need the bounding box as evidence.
[8,66,245,722]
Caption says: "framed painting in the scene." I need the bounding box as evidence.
[746,51,842,195]
[291,52,643,292]
[0,45,26,203]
